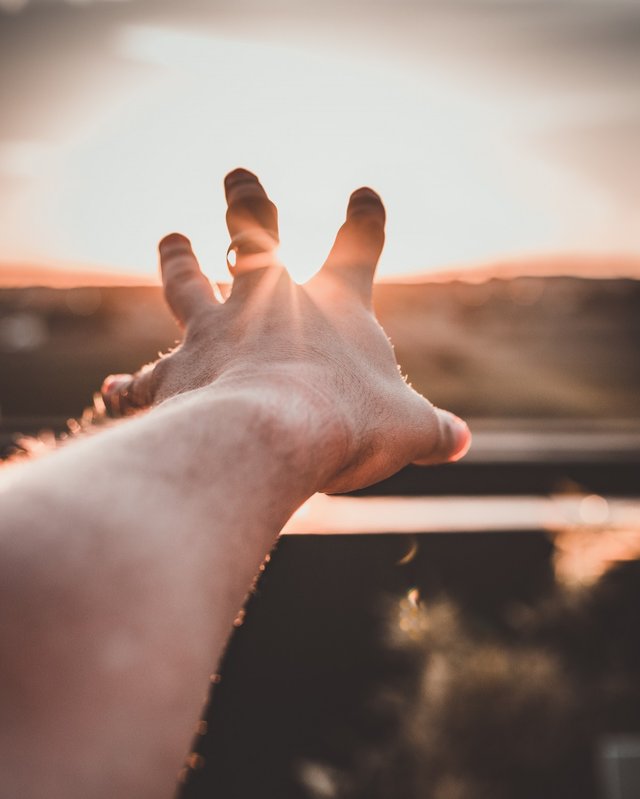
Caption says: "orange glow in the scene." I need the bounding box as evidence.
[282,494,640,536]
[2,26,635,285]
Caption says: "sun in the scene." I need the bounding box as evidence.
[10,27,607,283]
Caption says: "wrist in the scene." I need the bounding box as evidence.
[159,374,350,497]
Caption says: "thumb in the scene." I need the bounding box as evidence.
[412,405,471,466]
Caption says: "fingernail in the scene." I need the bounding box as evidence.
[159,233,192,254]
[350,187,381,202]
[448,413,472,461]
[101,375,130,396]
[348,188,385,224]
[224,169,260,200]
[225,168,258,187]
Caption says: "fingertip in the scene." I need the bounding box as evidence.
[100,373,133,417]
[101,373,132,397]
[225,167,258,185]
[347,187,386,224]
[224,168,261,201]
[412,407,471,466]
[159,232,192,256]
[350,186,382,203]
[446,413,472,462]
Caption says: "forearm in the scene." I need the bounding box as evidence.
[0,165,471,798]
[0,384,331,799]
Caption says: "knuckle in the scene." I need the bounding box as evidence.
[150,356,172,391]
[227,198,278,234]
[184,307,217,345]
[163,256,197,285]
[351,213,385,242]
[426,405,444,448]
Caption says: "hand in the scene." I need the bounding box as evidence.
[101,169,470,493]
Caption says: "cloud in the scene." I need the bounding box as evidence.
[1,0,639,271]
[536,114,640,211]
[0,141,56,178]
[0,0,130,12]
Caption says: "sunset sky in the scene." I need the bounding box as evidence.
[1,0,639,284]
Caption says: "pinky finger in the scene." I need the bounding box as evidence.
[101,364,156,417]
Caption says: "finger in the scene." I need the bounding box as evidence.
[412,405,472,466]
[320,187,385,301]
[159,233,218,326]
[101,365,156,418]
[224,168,279,276]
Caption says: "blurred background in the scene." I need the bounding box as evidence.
[1,0,640,280]
[1,1,639,797]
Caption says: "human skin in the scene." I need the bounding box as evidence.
[0,169,470,798]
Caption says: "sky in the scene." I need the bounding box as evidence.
[0,0,639,283]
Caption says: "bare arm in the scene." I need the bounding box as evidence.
[0,170,470,798]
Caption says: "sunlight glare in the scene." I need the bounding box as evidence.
[34,26,614,282]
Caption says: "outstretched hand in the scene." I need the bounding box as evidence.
[101,169,470,493]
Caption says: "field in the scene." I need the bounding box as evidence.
[1,274,639,797]
[1,276,639,429]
